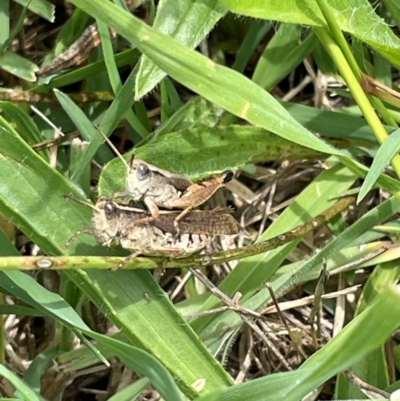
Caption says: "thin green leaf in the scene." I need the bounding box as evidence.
[83,332,185,401]
[335,260,400,398]
[69,65,144,183]
[252,24,316,91]
[23,348,60,394]
[0,0,27,52]
[0,51,38,81]
[233,20,272,73]
[0,364,43,401]
[53,89,115,180]
[358,128,400,203]
[13,0,54,22]
[0,102,48,159]
[34,48,140,91]
[108,377,149,401]
[0,0,9,48]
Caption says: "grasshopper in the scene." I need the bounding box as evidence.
[99,130,233,227]
[67,197,238,263]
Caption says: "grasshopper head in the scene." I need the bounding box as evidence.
[125,156,153,199]
[92,197,120,245]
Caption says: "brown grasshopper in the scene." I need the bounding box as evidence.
[117,157,233,226]
[67,197,238,263]
[99,130,233,227]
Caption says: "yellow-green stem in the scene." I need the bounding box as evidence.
[315,28,400,179]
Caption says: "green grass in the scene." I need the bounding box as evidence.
[1,0,400,400]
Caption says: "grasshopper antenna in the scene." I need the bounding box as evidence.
[63,194,99,211]
[96,126,130,170]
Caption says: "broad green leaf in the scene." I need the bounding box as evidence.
[358,128,400,203]
[281,100,381,144]
[136,0,226,97]
[219,0,400,67]
[99,125,333,196]
[151,97,225,138]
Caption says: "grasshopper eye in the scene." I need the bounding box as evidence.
[136,163,151,181]
[104,202,117,218]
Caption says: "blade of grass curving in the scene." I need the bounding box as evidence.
[23,347,60,394]
[13,0,54,22]
[0,271,185,400]
[66,65,147,183]
[82,332,185,401]
[252,24,317,91]
[0,117,233,396]
[33,48,140,92]
[108,377,149,401]
[97,19,148,138]
[233,20,272,73]
[336,259,400,398]
[0,364,44,401]
[358,128,400,203]
[67,0,342,157]
[136,0,226,96]
[54,89,114,172]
